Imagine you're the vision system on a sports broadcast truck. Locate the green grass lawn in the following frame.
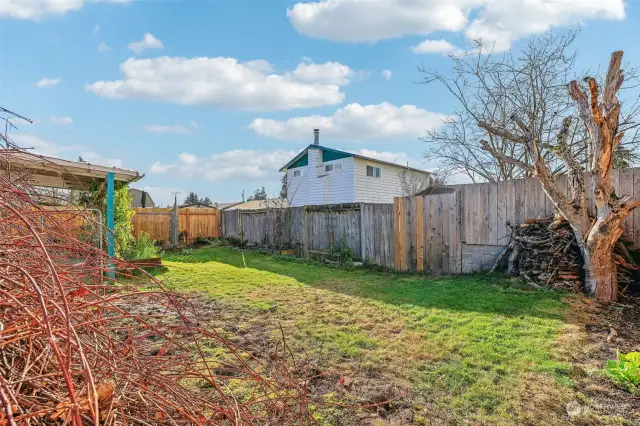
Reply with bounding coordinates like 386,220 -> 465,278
162,245 -> 575,425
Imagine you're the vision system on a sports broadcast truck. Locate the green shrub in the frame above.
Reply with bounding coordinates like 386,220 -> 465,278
605,350 -> 640,394
113,186 -> 135,257
123,233 -> 159,260
327,233 -> 353,266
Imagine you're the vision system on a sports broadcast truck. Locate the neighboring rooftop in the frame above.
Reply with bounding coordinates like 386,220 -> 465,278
8,150 -> 142,190
222,199 -> 287,211
279,144 -> 429,174
130,188 -> 155,208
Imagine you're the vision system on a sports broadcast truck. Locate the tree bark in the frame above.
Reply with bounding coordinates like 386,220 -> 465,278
581,227 -> 621,301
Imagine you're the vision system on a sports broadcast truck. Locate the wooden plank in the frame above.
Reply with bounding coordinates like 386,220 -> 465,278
185,208 -> 191,242
524,177 -> 538,220
496,180 -> 508,245
441,194 -> 450,274
394,198 -> 401,270
433,194 -> 444,274
618,168 -> 634,243
304,208 -> 309,257
513,178 -> 525,225
416,197 -> 424,273
399,198 -> 407,271
360,203 -> 367,262
453,191 -> 462,273
406,197 -> 416,271
487,182 -> 498,245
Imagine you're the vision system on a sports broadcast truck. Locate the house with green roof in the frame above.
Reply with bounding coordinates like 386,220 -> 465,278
279,130 -> 431,206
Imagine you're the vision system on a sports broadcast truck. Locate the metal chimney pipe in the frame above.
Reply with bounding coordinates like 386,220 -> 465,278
313,129 -> 319,145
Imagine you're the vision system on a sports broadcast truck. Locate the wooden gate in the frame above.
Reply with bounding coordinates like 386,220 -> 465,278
394,193 -> 461,274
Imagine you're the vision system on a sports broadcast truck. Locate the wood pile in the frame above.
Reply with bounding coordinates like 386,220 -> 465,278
493,216 -> 639,293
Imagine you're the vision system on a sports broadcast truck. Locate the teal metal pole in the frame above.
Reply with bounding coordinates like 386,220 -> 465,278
106,172 -> 115,280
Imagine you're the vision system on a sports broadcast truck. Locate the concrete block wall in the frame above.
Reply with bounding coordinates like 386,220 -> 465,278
461,244 -> 505,273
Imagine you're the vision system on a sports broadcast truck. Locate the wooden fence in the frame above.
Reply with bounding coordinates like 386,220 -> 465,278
222,204 -> 395,267
394,193 -> 461,274
221,166 -> 639,274
132,207 -> 221,243
458,168 -> 640,249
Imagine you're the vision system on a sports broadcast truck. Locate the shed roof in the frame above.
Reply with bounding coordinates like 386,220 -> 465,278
222,198 -> 287,211
6,150 -> 142,190
279,144 -> 430,174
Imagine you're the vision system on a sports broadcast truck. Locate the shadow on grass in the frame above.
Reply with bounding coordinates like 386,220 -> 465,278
163,246 -> 566,320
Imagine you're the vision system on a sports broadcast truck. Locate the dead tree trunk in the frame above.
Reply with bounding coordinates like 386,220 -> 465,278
480,51 -> 639,301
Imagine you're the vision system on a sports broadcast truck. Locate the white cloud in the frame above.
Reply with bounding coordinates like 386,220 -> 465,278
97,41 -> 110,52
50,116 -> 73,126
287,0 -> 469,43
287,0 -> 625,51
289,61 -> 354,85
8,133 -> 121,167
381,69 -> 392,80
150,162 -> 175,174
465,0 -> 625,52
35,77 -> 61,88
352,149 -> 408,165
249,102 -> 448,143
128,33 -> 164,53
411,39 -> 461,54
149,149 -> 296,183
144,124 -> 190,135
86,57 -> 348,111
0,0 -> 128,20
79,151 -> 122,168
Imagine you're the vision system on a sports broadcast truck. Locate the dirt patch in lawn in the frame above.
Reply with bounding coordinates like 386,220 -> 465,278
557,295 -> 640,425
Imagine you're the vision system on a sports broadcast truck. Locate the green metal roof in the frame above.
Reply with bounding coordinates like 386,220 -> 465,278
279,144 -> 430,175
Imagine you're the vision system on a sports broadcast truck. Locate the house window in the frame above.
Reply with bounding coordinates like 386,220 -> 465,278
293,170 -> 302,177
334,162 -> 343,171
366,165 -> 381,178
325,164 -> 334,172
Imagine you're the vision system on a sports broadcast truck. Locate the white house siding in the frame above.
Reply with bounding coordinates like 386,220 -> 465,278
353,157 -> 424,203
287,147 -> 355,206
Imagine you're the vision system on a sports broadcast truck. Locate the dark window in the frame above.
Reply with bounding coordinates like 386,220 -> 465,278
366,165 -> 381,178
325,164 -> 334,172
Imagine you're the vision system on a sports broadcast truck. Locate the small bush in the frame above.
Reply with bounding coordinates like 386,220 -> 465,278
605,350 -> 640,394
327,233 -> 353,266
123,233 -> 159,260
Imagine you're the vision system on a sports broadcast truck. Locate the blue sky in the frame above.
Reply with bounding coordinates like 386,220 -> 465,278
0,0 -> 637,205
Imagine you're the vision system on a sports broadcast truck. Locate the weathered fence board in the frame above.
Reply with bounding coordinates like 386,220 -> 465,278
132,207 -> 220,243
394,193 -> 460,274
361,203 -> 394,268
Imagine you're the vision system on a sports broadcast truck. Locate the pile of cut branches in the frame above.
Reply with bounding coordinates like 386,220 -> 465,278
494,215 -> 639,293
0,151 -> 317,425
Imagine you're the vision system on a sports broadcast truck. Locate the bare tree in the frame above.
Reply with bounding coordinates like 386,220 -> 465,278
398,167 -> 449,196
421,31 -> 640,183
479,51 -> 639,301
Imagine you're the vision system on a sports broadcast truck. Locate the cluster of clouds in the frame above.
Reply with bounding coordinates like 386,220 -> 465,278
9,133 -> 122,167
249,102 -> 448,142
85,57 -> 357,111
10,0 -> 628,189
288,0 -> 625,53
149,149 -> 298,183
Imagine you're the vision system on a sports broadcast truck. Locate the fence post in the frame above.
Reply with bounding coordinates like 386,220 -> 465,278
185,208 -> 191,244
303,207 -> 309,258
238,209 -> 244,243
359,203 -> 366,263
